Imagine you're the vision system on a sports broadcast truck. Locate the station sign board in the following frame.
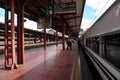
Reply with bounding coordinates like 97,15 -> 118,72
37,17 -> 52,29
49,1 -> 77,15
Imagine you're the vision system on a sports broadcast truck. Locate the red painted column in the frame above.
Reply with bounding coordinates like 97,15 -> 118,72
11,0 -> 18,69
17,0 -> 25,64
4,0 -> 9,68
4,0 -> 17,69
62,23 -> 65,50
44,29 -> 46,50
56,30 -> 58,47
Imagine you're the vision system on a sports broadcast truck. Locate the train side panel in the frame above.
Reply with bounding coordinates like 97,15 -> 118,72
84,1 -> 120,38
81,1 -> 120,80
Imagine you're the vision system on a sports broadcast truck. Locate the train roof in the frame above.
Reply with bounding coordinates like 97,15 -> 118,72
81,0 -> 119,36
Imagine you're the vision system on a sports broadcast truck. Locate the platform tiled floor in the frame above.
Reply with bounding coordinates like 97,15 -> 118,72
0,44 -> 75,80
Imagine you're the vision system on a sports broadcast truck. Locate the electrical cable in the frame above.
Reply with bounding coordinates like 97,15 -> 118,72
89,0 -> 111,26
87,0 -> 102,25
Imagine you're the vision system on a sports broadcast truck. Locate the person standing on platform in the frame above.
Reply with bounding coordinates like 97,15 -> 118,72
66,38 -> 72,50
77,39 -> 81,49
66,39 -> 70,50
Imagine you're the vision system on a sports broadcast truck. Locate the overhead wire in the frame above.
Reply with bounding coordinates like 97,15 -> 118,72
87,0 -> 102,25
89,0 -> 111,26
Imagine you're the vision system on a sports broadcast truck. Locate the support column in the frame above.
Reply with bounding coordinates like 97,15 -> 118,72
17,0 -> 25,64
62,23 -> 65,50
44,29 -> 46,50
56,30 -> 58,47
4,0 -> 17,69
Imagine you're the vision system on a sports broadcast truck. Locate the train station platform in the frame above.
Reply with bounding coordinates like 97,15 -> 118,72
0,43 -> 81,80
0,43 -> 94,80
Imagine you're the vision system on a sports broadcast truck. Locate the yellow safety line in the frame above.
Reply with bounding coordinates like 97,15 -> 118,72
75,51 -> 79,80
70,44 -> 79,80
70,51 -> 76,80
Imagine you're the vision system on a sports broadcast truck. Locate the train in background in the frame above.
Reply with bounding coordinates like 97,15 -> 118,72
0,22 -> 63,51
81,0 -> 120,80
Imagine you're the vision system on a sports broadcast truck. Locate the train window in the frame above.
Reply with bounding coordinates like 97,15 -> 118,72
86,34 -> 120,69
92,37 -> 99,54
86,38 -> 92,49
102,34 -> 120,69
86,37 -> 99,54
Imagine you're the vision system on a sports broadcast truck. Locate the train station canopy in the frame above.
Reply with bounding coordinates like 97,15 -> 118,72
0,0 -> 85,38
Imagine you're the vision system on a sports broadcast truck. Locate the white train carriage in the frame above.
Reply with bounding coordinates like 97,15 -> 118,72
81,0 -> 120,80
